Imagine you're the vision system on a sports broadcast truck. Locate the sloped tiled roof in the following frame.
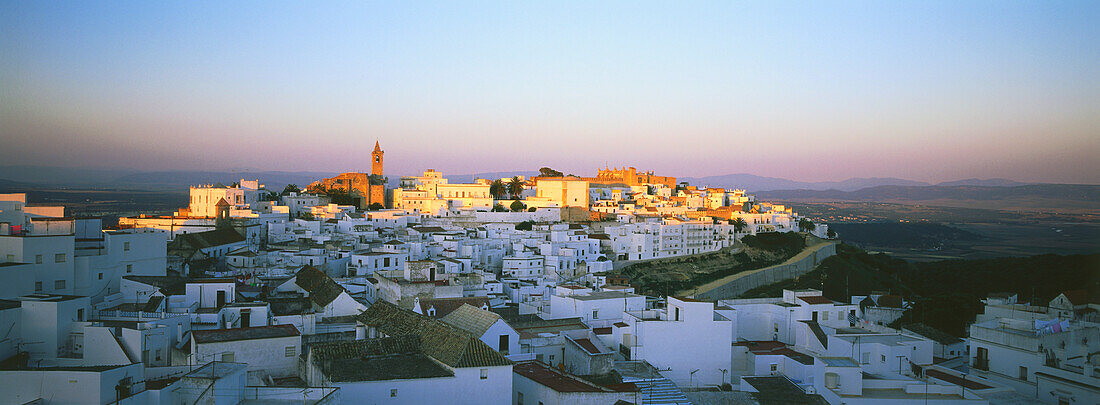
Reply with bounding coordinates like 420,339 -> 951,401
176,228 -> 245,249
357,301 -> 511,369
417,297 -> 489,319
267,297 -> 314,316
309,335 -> 454,382
903,323 -> 963,345
293,266 -> 345,308
440,304 -> 502,337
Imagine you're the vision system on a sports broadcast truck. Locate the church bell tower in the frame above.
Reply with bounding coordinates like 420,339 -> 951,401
371,141 -> 384,176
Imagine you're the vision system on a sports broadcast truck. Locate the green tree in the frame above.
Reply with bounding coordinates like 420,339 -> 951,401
538,167 -> 563,178
508,176 -> 524,199
527,207 -> 537,212
510,199 -> 526,212
798,218 -> 816,233
281,184 -> 300,195
515,220 -> 535,231
325,189 -> 358,206
490,179 -> 506,200
730,217 -> 748,237
298,212 -> 315,220
491,203 -> 508,212
369,202 -> 384,211
826,228 -> 837,239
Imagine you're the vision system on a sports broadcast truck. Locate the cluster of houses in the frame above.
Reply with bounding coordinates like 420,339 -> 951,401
0,146 -> 1093,404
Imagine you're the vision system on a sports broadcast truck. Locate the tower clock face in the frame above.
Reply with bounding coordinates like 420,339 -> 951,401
375,157 -> 380,162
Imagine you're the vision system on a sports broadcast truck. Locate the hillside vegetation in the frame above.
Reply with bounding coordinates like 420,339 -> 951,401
740,244 -> 1100,336
620,232 -> 808,296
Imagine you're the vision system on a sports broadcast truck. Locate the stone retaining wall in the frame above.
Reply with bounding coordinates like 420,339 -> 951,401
695,242 -> 837,301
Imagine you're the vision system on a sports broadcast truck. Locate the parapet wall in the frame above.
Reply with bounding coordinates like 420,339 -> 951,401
696,242 -> 837,301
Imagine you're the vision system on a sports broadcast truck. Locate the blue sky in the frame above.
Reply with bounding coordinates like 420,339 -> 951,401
2,1 -> 1098,183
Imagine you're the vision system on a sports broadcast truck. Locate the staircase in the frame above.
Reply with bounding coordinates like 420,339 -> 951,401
630,378 -> 692,405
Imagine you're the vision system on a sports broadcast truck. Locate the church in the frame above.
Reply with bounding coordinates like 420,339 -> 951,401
307,141 -> 388,209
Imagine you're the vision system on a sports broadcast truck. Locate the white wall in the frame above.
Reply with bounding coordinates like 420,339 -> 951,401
193,335 -> 301,378
329,365 -> 512,405
0,363 -> 143,405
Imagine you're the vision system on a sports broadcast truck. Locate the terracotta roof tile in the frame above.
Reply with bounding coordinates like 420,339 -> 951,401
356,301 -> 511,368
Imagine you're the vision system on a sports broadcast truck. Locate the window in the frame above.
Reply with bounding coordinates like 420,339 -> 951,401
98,273 -> 103,280
285,346 -> 296,357
592,309 -> 599,320
55,253 -> 66,263
881,355 -> 886,363
861,353 -> 870,364
35,254 -> 43,264
480,368 -> 488,379
1019,366 -> 1027,380
823,311 -> 829,321
517,392 -> 524,405
35,282 -> 42,291
124,242 -> 130,251
126,264 -> 133,273
221,352 -> 235,362
77,308 -> 84,321
54,280 -> 65,290
155,349 -> 162,361
5,254 -> 13,262
390,389 -> 397,397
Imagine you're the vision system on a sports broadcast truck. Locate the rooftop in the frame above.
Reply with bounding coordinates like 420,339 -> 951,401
799,295 -> 835,305
192,325 -> 300,344
819,357 -> 859,367
356,301 -> 511,368
513,361 -> 612,393
293,266 -> 346,307
417,296 -> 490,319
440,304 -> 502,337
310,336 -> 453,382
834,334 -> 924,346
903,323 -> 963,345
564,291 -> 643,301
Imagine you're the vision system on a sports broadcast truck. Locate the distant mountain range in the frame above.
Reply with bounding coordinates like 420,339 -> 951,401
0,165 -> 1065,195
756,184 -> 1099,202
680,173 -> 1030,192
755,184 -> 1100,213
